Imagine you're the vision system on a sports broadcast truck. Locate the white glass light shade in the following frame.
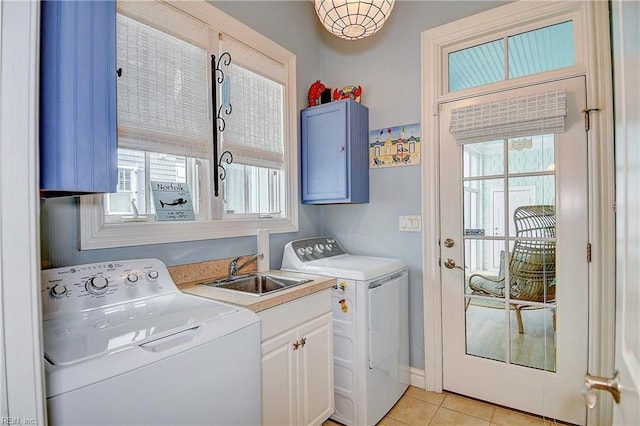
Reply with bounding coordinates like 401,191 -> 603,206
315,0 -> 395,40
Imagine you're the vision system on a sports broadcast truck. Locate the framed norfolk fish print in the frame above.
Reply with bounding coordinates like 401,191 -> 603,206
150,181 -> 195,221
369,123 -> 421,168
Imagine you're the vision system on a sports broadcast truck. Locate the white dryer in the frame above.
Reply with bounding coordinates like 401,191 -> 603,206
41,259 -> 261,426
281,237 -> 409,426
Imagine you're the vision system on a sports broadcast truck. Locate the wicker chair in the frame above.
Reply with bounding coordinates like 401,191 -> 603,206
467,205 -> 556,333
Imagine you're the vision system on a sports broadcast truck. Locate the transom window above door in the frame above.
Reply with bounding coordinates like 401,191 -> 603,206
448,21 -> 575,92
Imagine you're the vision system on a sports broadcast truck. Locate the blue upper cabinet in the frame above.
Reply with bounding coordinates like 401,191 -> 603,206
300,99 -> 369,204
40,0 -> 117,196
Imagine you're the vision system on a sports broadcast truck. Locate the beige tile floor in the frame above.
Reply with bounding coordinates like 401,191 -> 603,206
323,386 -> 573,426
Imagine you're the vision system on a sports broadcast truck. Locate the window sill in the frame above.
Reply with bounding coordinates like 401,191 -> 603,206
80,195 -> 298,250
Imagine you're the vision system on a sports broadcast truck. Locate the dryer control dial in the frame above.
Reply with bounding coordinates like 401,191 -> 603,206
126,274 -> 139,284
86,276 -> 109,295
147,270 -> 159,280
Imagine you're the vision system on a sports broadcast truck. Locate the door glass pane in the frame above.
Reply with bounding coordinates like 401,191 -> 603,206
507,176 -> 555,237
510,306 -> 557,372
509,204 -> 556,305
449,39 -> 504,92
464,178 -> 504,236
466,239 -> 507,293
508,21 -> 575,79
464,140 -> 504,177
465,304 -> 507,363
508,134 -> 555,174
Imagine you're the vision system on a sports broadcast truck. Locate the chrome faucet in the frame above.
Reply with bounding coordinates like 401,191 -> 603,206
228,253 -> 263,279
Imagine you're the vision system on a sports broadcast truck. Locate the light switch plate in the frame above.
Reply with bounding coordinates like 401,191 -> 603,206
399,215 -> 421,232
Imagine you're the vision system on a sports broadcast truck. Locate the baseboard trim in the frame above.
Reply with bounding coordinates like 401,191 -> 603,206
409,367 -> 426,389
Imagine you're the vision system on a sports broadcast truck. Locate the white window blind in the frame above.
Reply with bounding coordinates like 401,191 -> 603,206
449,90 -> 567,144
116,9 -> 211,159
220,35 -> 284,170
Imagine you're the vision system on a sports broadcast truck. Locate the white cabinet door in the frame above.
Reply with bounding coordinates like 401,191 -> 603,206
297,312 -> 334,426
262,328 -> 297,426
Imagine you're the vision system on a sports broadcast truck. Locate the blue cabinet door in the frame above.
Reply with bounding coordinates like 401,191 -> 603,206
300,99 -> 369,204
40,0 -> 117,196
301,102 -> 349,202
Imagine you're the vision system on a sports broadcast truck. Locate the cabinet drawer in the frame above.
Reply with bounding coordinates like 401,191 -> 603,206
259,290 -> 331,341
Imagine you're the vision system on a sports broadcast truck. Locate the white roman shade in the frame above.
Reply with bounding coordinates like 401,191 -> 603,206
220,35 -> 285,170
449,90 -> 567,144
116,4 -> 212,159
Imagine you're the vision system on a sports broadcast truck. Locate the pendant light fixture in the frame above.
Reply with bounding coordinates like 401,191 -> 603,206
315,0 -> 395,40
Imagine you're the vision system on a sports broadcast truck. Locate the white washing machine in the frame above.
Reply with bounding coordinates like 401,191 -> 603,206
281,237 -> 410,426
41,258 -> 261,426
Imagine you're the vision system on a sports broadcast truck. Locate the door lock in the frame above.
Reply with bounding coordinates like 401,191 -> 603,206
443,238 -> 455,248
443,258 -> 465,271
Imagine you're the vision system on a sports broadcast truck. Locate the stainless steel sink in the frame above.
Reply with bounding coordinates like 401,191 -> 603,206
202,273 -> 311,296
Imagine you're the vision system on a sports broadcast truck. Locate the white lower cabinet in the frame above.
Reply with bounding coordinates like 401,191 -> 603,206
259,289 -> 334,426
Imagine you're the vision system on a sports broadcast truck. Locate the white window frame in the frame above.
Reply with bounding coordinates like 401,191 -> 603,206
80,1 -> 298,249
106,166 -> 137,215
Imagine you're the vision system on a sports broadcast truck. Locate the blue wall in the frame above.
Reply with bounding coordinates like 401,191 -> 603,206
40,0 -> 509,372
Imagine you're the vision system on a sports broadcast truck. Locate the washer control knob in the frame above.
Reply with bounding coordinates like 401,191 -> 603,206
296,248 -> 306,257
304,246 -> 313,255
86,276 -> 109,295
147,270 -> 159,280
314,243 -> 325,253
126,274 -> 139,284
50,284 -> 67,298
326,243 -> 333,251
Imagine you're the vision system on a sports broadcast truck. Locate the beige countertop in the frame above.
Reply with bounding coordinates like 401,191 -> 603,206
179,270 -> 336,312
168,255 -> 336,312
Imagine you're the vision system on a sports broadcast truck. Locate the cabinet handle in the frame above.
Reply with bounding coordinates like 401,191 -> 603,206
116,67 -> 122,77
339,146 -> 345,152
293,338 -> 307,350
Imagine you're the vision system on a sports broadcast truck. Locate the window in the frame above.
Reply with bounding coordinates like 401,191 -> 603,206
448,21 -> 575,92
107,167 -> 136,214
80,1 -> 298,249
220,36 -> 286,218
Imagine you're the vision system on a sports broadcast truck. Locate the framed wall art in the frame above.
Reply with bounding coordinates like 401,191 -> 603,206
369,123 -> 421,168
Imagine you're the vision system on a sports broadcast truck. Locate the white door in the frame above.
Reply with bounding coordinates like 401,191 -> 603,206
612,0 -> 640,423
440,77 -> 589,425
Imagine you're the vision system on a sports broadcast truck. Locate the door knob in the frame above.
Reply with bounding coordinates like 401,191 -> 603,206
444,258 -> 465,271
582,370 -> 621,407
